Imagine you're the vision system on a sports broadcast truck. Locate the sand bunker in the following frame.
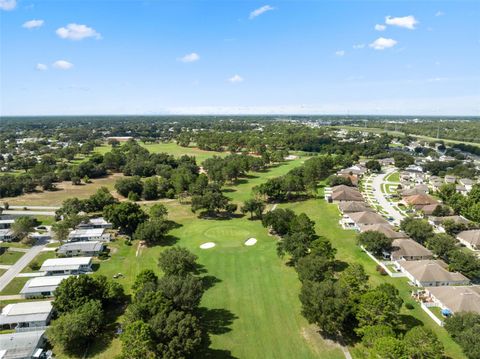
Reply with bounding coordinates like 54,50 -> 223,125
200,242 -> 216,249
245,238 -> 257,246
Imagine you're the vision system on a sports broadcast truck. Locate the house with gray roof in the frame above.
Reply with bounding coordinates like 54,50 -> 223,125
20,275 -> 71,299
425,286 -> 480,315
0,330 -> 46,359
0,301 -> 52,331
57,241 -> 105,257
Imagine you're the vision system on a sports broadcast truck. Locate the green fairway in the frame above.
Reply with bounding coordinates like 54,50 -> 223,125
95,141 -> 226,163
385,171 -> 400,183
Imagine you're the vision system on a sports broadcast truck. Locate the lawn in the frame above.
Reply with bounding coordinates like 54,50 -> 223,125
21,250 -> 57,273
0,277 -> 29,295
95,141 -> 226,164
0,249 -> 25,265
385,171 -> 400,183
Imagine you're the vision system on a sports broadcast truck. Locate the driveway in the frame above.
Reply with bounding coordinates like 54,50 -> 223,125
0,240 -> 47,292
369,168 -> 405,225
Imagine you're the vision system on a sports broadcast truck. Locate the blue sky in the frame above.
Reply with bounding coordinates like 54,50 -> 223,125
1,0 -> 479,116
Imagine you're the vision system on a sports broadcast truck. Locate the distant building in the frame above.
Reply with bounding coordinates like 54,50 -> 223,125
77,217 -> 113,230
0,229 -> 16,242
428,216 -> 471,233
40,257 -> 93,275
20,275 -> 71,298
359,223 -> 408,239
57,241 -> 105,257
68,228 -> 110,242
338,201 -> 373,214
0,301 -> 53,331
0,219 -> 14,229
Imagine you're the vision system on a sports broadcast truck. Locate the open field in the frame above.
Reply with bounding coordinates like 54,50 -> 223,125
1,173 -> 124,207
385,171 -> 400,183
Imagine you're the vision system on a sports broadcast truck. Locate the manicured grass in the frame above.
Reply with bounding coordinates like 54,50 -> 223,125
91,159 -> 344,359
95,142 -> 226,164
385,171 -> 400,183
282,198 -> 465,358
21,250 -> 57,273
0,277 -> 29,295
0,249 -> 25,265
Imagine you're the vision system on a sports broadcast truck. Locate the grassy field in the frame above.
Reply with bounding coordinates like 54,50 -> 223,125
87,157 -> 344,359
0,249 -> 25,265
95,142 -> 226,164
385,171 -> 400,183
0,277 -> 29,295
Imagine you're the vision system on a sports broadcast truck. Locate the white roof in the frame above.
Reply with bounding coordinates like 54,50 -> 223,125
89,217 -> 110,225
2,301 -> 52,316
0,219 -> 14,224
40,257 -> 92,271
22,275 -> 71,289
68,228 -> 104,238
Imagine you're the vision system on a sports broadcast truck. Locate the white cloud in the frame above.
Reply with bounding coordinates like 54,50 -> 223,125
353,44 -> 365,49
435,11 -> 444,17
36,63 -> 47,71
56,23 -> 101,40
369,37 -> 397,50
0,0 -> 16,11
375,24 -> 386,31
179,52 -> 200,63
249,5 -> 274,19
385,15 -> 418,30
335,50 -> 345,57
228,74 -> 244,83
22,19 -> 44,29
52,60 -> 74,70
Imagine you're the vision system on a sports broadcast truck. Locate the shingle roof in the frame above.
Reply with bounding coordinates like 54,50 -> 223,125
404,194 -> 439,206
390,238 -> 433,260
427,286 -> 480,314
457,230 -> 480,246
399,260 -> 469,283
338,201 -> 373,213
359,224 -> 408,239
348,211 -> 389,225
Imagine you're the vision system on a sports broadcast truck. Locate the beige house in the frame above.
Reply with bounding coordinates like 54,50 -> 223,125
358,223 -> 408,239
425,286 -> 480,315
395,260 -> 470,287
338,201 -> 373,214
457,230 -> 480,251
341,211 -> 388,230
389,238 -> 433,261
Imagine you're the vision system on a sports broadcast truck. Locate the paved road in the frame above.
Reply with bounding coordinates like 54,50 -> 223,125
3,205 -> 60,210
2,210 -> 56,217
0,240 -> 47,292
370,168 -> 405,225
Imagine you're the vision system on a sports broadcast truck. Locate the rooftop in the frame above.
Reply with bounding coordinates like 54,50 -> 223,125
427,286 -> 480,314
457,230 -> 480,246
398,260 -> 469,283
40,257 -> 92,272
348,211 -> 388,225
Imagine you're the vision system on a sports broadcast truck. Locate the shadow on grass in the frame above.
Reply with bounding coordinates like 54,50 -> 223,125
398,313 -> 424,333
202,275 -> 222,290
